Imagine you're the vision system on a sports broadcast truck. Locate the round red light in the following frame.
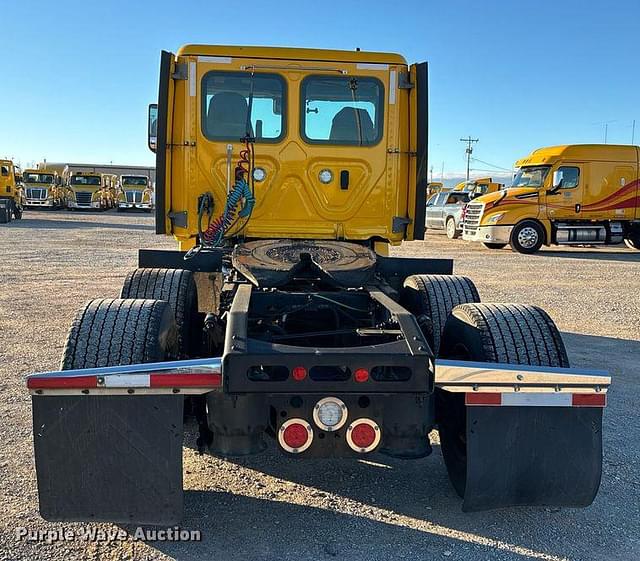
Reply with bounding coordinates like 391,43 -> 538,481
351,423 -> 377,449
292,366 -> 307,381
354,368 -> 369,383
282,422 -> 309,449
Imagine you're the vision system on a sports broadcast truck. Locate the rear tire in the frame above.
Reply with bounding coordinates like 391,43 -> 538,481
483,242 -> 507,250
121,268 -> 199,358
437,303 -> 569,497
61,298 -> 178,370
446,218 -> 459,239
400,275 -> 480,356
510,220 -> 544,254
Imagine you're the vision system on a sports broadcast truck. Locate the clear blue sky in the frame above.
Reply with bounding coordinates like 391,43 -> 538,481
2,0 -> 638,183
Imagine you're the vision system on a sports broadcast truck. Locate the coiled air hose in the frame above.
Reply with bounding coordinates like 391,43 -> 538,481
196,138 -> 256,249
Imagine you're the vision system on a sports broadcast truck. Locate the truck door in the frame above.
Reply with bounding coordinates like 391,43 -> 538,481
407,62 -> 428,240
154,51 -> 174,234
544,164 -> 583,221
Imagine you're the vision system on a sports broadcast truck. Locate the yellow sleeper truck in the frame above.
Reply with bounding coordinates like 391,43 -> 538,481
27,45 -> 610,524
463,144 -> 640,252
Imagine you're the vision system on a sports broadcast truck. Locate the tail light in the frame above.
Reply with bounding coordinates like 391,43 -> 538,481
346,418 -> 381,453
278,418 -> 313,453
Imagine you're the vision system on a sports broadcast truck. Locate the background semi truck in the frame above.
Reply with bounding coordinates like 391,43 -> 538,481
23,169 -> 65,209
0,159 -> 24,222
463,144 -> 640,253
28,45 -> 609,525
117,174 -> 154,211
64,170 -> 108,210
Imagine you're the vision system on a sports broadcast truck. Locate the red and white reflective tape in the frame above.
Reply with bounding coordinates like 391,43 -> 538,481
465,392 -> 606,408
27,358 -> 222,395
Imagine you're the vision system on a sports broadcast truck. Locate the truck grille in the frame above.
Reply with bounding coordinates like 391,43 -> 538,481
27,188 -> 47,200
463,202 -> 484,236
125,191 -> 143,203
75,191 -> 93,206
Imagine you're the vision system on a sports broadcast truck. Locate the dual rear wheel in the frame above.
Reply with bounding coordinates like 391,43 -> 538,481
401,274 -> 569,498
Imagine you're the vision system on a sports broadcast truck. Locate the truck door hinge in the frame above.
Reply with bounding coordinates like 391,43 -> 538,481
392,216 -> 412,233
398,72 -> 414,89
171,63 -> 188,80
168,211 -> 188,228
387,148 -> 417,156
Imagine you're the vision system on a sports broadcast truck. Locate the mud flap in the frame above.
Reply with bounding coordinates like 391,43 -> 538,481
439,389 -> 603,511
32,395 -> 184,525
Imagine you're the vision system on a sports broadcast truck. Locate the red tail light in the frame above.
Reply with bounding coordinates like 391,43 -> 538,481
354,368 -> 369,383
346,418 -> 381,453
278,418 -> 313,453
292,366 -> 307,381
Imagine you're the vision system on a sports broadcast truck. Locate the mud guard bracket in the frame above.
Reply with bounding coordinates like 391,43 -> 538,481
32,395 -> 184,525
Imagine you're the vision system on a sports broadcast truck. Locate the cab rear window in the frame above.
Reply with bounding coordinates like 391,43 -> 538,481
201,72 -> 286,142
301,76 -> 384,146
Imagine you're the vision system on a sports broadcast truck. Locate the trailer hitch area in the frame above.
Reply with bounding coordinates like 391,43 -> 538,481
26,358 -> 222,525
434,359 -> 610,511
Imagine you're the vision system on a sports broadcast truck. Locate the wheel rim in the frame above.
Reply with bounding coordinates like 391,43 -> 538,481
447,220 -> 455,237
517,226 -> 539,249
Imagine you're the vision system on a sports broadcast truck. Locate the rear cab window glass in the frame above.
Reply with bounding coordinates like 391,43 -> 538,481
201,72 -> 286,142
301,75 -> 384,145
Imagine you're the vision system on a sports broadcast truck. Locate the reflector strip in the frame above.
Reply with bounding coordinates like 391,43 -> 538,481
466,392 -> 606,408
572,393 -> 607,407
149,373 -> 222,388
27,358 -> 223,394
104,374 -> 150,388
465,393 -> 501,406
27,375 -> 98,390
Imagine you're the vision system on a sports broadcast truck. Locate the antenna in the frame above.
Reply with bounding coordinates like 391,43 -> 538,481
460,136 -> 479,182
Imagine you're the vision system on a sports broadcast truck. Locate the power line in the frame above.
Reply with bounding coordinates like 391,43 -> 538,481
459,136 -> 479,181
470,157 -> 512,172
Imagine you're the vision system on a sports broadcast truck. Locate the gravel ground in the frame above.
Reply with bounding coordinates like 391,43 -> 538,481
0,211 -> 638,561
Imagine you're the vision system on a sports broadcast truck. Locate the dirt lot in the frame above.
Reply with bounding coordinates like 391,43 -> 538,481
1,211 -> 638,561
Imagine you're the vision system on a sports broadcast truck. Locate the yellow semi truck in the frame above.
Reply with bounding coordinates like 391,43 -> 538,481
463,144 -> 640,252
23,169 -> 65,209
0,159 -> 24,222
64,170 -> 108,210
117,174 -> 154,211
453,176 -> 504,196
28,45 -> 609,524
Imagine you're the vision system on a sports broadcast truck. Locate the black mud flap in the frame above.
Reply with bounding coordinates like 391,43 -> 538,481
33,395 -> 184,525
438,392 -> 603,511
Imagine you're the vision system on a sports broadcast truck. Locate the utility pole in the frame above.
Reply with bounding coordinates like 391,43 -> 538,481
460,136 -> 479,182
429,165 -> 434,183
604,124 -> 608,144
632,120 -> 636,145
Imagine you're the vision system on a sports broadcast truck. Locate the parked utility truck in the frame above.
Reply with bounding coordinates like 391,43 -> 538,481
117,174 -> 154,211
463,144 -> 640,252
28,45 -> 610,525
23,169 -> 64,208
